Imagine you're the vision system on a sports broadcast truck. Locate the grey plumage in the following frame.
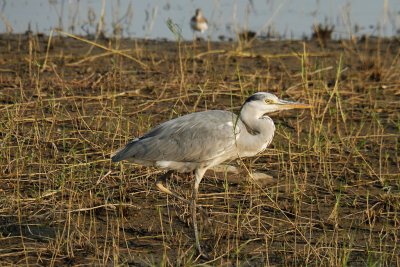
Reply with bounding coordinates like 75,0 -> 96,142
112,92 -> 311,256
112,111 -> 239,169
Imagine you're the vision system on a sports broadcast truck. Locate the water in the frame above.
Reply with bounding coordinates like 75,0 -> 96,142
1,0 -> 399,40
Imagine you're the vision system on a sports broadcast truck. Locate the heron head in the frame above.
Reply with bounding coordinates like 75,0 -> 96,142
243,92 -> 311,117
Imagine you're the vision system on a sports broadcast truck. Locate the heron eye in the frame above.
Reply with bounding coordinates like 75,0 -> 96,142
264,99 -> 274,104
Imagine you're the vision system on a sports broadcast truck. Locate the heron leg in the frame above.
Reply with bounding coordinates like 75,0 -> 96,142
192,168 -> 207,256
156,168 -> 210,257
155,170 -> 191,204
156,171 -> 209,216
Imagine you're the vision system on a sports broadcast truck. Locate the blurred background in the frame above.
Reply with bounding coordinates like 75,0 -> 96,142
0,0 -> 399,40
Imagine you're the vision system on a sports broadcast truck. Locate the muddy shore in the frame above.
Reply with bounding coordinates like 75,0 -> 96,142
0,33 -> 399,265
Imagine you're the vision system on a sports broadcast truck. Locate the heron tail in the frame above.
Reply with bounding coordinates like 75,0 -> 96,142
111,139 -> 138,162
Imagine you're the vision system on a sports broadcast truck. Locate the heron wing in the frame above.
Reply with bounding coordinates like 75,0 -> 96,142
112,110 -> 241,163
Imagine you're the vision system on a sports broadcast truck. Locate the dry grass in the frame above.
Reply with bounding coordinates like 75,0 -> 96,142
0,33 -> 399,266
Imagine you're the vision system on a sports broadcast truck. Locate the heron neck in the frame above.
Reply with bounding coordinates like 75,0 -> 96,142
239,107 -> 275,152
241,112 -> 274,135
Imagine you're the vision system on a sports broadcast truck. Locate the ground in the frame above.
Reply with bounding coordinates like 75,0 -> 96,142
0,33 -> 399,266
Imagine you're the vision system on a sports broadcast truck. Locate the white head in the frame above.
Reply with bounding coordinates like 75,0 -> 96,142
240,92 -> 311,119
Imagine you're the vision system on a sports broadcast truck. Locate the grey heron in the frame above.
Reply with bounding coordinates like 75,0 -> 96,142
112,92 -> 311,256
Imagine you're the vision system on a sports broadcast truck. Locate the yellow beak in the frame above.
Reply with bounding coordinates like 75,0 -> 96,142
278,100 -> 312,110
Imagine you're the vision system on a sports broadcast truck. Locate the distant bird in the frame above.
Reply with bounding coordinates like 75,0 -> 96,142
190,8 -> 208,38
112,92 -> 311,256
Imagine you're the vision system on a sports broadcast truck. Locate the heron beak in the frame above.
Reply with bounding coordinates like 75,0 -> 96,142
277,99 -> 312,110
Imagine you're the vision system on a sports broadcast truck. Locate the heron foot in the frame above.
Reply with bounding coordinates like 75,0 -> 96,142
156,171 -> 190,203
155,171 -> 209,216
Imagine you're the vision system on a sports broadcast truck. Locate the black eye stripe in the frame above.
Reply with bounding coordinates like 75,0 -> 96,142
244,94 -> 265,103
